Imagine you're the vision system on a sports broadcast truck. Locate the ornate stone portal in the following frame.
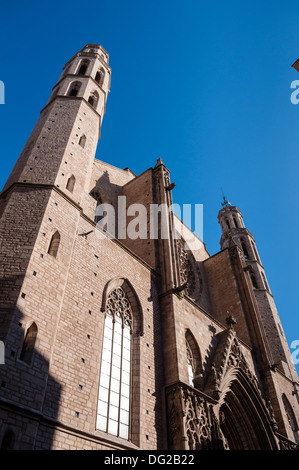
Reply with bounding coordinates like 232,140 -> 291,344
166,324 -> 283,450
166,384 -> 213,450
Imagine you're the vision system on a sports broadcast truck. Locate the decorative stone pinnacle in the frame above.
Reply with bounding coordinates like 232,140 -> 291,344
155,157 -> 164,168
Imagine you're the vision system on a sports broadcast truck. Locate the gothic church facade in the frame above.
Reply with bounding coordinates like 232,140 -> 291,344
0,44 -> 298,450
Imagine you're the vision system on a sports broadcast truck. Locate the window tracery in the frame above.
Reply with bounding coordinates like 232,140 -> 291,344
176,238 -> 201,299
96,287 -> 132,440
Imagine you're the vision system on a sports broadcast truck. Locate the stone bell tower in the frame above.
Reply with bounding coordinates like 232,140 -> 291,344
218,195 -> 299,411
1,44 -> 111,209
218,194 -> 269,293
0,45 -> 112,445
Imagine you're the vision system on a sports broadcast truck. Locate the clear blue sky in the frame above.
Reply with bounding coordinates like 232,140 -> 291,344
0,0 -> 298,373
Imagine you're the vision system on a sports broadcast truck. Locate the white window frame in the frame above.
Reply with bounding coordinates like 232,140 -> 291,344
96,288 -> 132,440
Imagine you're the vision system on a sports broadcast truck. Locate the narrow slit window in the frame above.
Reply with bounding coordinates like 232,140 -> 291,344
20,322 -> 38,364
48,231 -> 60,258
66,175 -> 76,193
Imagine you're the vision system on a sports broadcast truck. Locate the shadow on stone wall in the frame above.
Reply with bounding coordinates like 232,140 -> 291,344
150,272 -> 164,450
0,306 -> 61,450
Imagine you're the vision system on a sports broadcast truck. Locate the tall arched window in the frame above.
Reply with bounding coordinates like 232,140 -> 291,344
67,81 -> 81,97
250,270 -> 258,289
66,175 -> 76,193
79,134 -> 86,148
186,339 -> 195,387
20,322 -> 38,364
240,238 -> 249,260
225,218 -> 230,229
233,216 -> 238,228
77,59 -> 89,75
282,394 -> 298,442
48,231 -> 60,258
95,68 -> 105,86
185,330 -> 202,389
88,90 -> 99,109
97,287 -> 132,440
